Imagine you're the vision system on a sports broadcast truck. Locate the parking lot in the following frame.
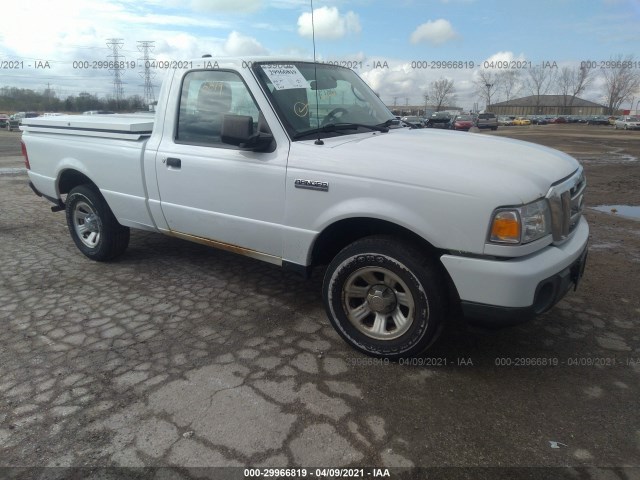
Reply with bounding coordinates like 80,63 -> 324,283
1,125 -> 639,478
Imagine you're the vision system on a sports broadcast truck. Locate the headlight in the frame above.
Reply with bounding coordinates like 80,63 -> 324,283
489,198 -> 551,245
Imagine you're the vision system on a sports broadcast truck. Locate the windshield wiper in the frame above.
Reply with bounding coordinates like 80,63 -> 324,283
376,118 -> 397,129
292,122 -> 390,140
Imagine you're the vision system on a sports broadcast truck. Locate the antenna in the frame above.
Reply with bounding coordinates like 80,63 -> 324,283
310,0 -> 323,145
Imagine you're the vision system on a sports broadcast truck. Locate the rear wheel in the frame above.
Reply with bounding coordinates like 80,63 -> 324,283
323,236 -> 446,359
66,185 -> 130,261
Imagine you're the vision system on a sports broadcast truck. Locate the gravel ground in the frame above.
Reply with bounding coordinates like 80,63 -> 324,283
0,125 -> 639,479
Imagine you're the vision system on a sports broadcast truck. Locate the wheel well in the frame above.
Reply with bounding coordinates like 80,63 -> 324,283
58,170 -> 97,195
311,218 -> 460,314
311,218 -> 441,267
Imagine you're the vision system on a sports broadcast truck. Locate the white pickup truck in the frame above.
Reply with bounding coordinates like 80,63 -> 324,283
22,57 -> 588,358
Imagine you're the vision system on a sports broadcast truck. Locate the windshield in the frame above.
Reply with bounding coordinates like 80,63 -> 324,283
252,61 -> 394,139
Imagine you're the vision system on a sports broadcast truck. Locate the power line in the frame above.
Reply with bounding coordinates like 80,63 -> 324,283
106,38 -> 125,106
137,41 -> 156,105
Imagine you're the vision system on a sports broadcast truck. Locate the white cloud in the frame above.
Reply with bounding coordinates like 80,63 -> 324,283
110,12 -> 230,29
223,31 -> 268,55
410,19 -> 458,45
297,6 -> 361,40
269,0 -> 308,7
356,57 -> 483,110
482,51 -> 526,66
153,30 -> 268,59
189,0 -> 262,13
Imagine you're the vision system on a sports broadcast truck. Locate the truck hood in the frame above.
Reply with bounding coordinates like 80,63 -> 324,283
295,128 -> 580,204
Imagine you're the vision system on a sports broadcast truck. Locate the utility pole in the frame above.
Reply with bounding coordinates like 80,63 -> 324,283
106,38 -> 125,108
137,41 -> 156,107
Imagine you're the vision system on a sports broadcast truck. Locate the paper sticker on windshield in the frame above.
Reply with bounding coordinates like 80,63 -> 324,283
261,64 -> 308,90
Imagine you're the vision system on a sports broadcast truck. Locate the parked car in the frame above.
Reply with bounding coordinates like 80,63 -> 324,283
530,116 -> 548,125
498,116 -> 513,126
614,116 -> 640,130
83,110 -> 116,115
549,116 -> 567,124
6,112 -> 38,131
450,115 -> 474,131
586,116 -> 610,126
513,117 -> 531,126
0,114 -> 9,128
22,57 -> 589,359
475,112 -> 498,130
424,112 -> 452,129
400,116 -> 425,128
607,116 -> 618,125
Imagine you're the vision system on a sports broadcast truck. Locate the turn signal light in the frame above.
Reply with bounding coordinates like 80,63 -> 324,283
490,211 -> 520,243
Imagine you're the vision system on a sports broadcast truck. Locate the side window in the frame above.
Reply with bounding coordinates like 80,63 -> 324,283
176,70 -> 261,147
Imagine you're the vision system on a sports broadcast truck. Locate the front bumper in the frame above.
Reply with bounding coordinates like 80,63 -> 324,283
440,216 -> 589,326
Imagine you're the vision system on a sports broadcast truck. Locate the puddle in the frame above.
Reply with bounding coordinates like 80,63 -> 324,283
577,147 -> 638,164
590,205 -> 640,220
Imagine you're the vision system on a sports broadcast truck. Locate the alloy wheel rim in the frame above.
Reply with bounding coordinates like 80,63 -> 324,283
342,266 -> 416,340
73,200 -> 101,248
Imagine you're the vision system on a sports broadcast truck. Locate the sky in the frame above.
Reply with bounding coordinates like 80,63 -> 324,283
1,0 -> 640,110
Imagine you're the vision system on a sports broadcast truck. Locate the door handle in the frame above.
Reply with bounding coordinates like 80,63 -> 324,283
166,157 -> 181,168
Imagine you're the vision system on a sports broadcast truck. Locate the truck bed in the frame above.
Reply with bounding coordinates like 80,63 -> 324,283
22,114 -> 154,140
22,114 -> 156,231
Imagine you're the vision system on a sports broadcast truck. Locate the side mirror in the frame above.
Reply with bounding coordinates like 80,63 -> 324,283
221,114 -> 274,151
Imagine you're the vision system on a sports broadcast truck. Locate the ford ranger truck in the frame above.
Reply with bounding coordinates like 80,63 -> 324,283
21,57 -> 589,359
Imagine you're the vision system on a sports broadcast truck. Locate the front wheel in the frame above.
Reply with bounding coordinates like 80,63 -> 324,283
322,236 -> 446,359
66,185 -> 130,261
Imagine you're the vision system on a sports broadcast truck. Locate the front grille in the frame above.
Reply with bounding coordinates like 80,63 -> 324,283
547,170 -> 586,243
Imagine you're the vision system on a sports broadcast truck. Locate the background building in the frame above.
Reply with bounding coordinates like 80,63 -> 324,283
489,95 -> 607,116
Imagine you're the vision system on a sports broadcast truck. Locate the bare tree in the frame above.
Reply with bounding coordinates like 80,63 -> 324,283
428,77 -> 456,112
556,65 -> 593,115
499,70 -> 522,103
525,66 -> 557,114
474,70 -> 501,110
601,55 -> 640,114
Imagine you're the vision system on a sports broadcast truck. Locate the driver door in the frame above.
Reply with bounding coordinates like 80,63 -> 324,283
154,69 -> 287,261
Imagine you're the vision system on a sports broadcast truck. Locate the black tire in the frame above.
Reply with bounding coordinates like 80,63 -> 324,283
322,236 -> 446,359
65,184 -> 130,261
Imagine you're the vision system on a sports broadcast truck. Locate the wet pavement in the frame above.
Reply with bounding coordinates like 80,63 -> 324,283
1,128 -> 639,479
591,205 -> 640,221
